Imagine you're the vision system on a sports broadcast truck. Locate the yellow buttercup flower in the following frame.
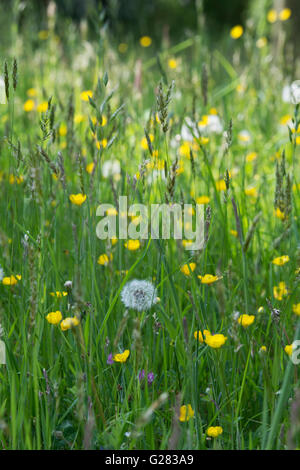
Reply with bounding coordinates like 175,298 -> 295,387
96,138 -> 107,149
274,207 -> 285,220
292,304 -> 300,316
113,349 -> 130,363
179,404 -> 194,422
216,180 -> 226,191
196,196 -> 210,205
238,314 -> 255,328
139,36 -> 152,47
2,275 -> 21,286
284,344 -> 293,357
245,187 -> 258,198
279,8 -> 291,21
23,99 -> 35,112
194,330 -> 210,343
205,333 -> 227,349
86,162 -> 95,174
168,58 -> 177,69
272,255 -> 289,266
125,239 -> 141,251
273,281 -> 288,300
260,346 -> 267,353
267,9 -> 277,23
230,25 -> 243,39
141,134 -> 154,150
59,123 -> 67,137
97,253 -> 112,266
50,291 -> 68,298
230,229 -> 238,238
280,114 -> 291,126
60,316 -> 80,331
37,101 -> 48,113
27,88 -> 37,97
198,274 -> 222,284
80,90 -> 93,101
180,263 -> 196,276
207,426 -> 223,438
246,152 -> 258,162
69,194 -> 87,206
46,311 -> 62,325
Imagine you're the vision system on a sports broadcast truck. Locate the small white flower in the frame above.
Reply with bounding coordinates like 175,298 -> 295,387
0,266 -> 4,282
102,159 -> 121,178
121,279 -> 158,312
282,81 -> 300,104
181,117 -> 197,142
64,280 -> 72,289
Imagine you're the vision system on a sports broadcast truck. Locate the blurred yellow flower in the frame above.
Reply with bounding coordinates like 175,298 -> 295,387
2,275 -> 21,286
59,123 -> 67,136
273,281 -> 288,300
60,317 -> 80,331
292,304 -> 300,316
245,187 -> 258,198
179,404 -> 194,422
46,311 -> 62,325
279,8 -> 291,21
216,180 -> 226,191
246,152 -> 257,162
285,344 -> 293,357
37,101 -> 48,113
139,36 -> 152,47
267,9 -> 277,23
27,88 -> 37,97
125,239 -> 141,251
69,194 -> 86,206
168,58 -> 177,69
272,255 -> 289,266
180,263 -> 196,276
50,291 -> 68,298
196,196 -> 210,204
97,253 -> 112,266
86,162 -> 95,174
80,90 -> 93,101
230,25 -> 244,39
24,99 -> 35,112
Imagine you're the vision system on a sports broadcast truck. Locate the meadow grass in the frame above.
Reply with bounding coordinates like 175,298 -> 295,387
0,1 -> 300,450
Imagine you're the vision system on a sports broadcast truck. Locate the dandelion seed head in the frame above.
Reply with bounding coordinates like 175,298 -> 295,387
121,279 -> 158,312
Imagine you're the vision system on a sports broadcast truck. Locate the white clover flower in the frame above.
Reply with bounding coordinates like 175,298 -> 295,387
102,159 -> 121,178
198,114 -> 223,135
282,81 -> 300,104
181,117 -> 197,141
121,279 -> 158,312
